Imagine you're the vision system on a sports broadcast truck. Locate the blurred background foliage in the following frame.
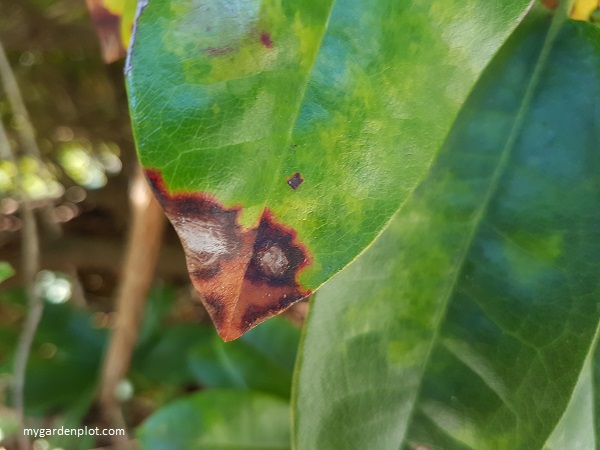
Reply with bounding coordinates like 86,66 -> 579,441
0,1 -> 303,449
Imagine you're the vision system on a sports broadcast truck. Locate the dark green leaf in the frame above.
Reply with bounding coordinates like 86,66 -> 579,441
189,317 -> 299,398
137,390 -> 290,450
133,323 -> 213,386
294,7 -> 600,449
24,303 -> 107,415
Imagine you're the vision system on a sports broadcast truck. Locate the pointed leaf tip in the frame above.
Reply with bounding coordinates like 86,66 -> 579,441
145,169 -> 312,341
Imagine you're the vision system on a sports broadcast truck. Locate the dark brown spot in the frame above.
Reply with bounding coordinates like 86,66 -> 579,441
260,32 -> 273,48
287,172 -> 304,190
192,265 -> 221,281
241,292 -> 301,329
204,295 -> 226,329
246,212 -> 307,286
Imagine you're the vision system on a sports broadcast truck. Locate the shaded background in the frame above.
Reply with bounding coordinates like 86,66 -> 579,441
0,1 -> 304,449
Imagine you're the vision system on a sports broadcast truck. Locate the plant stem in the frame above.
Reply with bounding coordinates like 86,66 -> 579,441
99,166 -> 165,449
0,118 -> 41,450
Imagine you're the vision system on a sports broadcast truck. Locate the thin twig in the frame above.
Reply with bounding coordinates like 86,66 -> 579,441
99,166 -> 165,449
0,38 -> 60,237
0,40 -> 41,159
1,118 -> 41,450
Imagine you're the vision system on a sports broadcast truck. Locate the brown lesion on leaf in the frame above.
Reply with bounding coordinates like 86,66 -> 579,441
145,169 -> 312,341
260,31 -> 273,49
287,172 -> 304,190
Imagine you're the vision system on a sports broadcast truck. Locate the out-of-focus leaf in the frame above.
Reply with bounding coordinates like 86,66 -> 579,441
137,390 -> 290,450
294,6 -> 600,450
127,0 -> 531,341
136,283 -> 177,346
133,323 -> 213,386
189,316 -> 299,398
86,0 -> 137,63
23,303 -> 107,415
0,262 -> 14,284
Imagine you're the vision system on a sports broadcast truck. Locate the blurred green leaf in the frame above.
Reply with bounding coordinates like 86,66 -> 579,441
133,323 -> 213,386
137,390 -> 290,450
136,283 -> 178,347
189,317 -> 300,398
294,7 -> 600,450
0,262 -> 14,283
23,303 -> 107,415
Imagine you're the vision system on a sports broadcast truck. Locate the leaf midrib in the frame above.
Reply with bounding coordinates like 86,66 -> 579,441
398,6 -> 569,449
227,0 -> 339,328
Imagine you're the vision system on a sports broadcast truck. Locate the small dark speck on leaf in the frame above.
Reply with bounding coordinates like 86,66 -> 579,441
287,173 -> 304,190
260,32 -> 273,48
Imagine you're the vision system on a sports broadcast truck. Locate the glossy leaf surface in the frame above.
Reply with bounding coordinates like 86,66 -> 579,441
544,357 -> 595,450
294,8 -> 600,449
127,0 -> 530,340
137,390 -> 290,450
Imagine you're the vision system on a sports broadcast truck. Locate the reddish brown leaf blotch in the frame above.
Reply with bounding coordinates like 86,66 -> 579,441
260,31 -> 274,48
145,169 -> 312,340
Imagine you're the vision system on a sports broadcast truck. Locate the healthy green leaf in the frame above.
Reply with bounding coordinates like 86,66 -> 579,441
293,7 -> 600,450
137,390 -> 290,450
189,316 -> 300,398
127,0 -> 530,340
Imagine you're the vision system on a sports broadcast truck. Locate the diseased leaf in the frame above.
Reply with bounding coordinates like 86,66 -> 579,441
293,6 -> 600,449
127,0 -> 530,340
137,390 -> 290,450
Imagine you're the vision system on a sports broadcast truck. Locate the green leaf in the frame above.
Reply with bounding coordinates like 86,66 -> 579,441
189,316 -> 300,398
543,358 -> 595,450
293,7 -> 600,450
133,323 -> 213,386
23,303 -> 107,415
137,390 -> 290,450
0,262 -> 14,284
127,0 -> 530,340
